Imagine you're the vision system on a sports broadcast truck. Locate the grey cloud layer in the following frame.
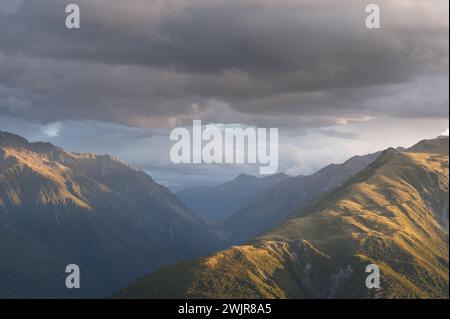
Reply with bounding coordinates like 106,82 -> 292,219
0,0 -> 448,128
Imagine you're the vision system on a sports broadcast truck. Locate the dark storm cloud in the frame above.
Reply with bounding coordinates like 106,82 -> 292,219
0,0 -> 448,128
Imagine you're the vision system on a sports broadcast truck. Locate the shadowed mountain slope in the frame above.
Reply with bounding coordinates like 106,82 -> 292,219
176,173 -> 290,221
0,131 -> 220,298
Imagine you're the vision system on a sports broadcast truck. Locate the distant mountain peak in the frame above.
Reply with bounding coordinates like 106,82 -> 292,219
177,172 -> 291,221
234,173 -> 257,181
0,130 -> 29,148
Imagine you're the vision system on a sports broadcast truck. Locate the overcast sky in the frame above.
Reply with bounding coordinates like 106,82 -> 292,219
0,0 -> 448,188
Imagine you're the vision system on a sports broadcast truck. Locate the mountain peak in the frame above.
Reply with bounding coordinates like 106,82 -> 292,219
0,130 -> 65,155
234,173 -> 258,181
407,136 -> 449,155
0,130 -> 29,148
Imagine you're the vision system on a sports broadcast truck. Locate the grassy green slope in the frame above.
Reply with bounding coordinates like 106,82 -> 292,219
114,137 -> 449,299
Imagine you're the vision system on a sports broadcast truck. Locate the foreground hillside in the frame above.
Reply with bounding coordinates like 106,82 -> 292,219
0,131 -> 219,298
115,137 -> 449,299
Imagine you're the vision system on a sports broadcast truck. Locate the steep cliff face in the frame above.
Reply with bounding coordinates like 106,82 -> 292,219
115,137 -> 449,299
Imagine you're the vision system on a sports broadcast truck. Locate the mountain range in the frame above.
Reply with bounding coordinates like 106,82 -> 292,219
216,151 -> 382,244
176,173 -> 290,221
1,130 -> 448,299
0,131 -> 220,298
114,137 -> 449,299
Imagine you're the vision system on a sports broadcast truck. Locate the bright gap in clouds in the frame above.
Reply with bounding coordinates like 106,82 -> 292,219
1,113 -> 448,190
41,122 -> 62,137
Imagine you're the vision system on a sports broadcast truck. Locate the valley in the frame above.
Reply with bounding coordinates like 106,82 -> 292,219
1,130 -> 448,299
